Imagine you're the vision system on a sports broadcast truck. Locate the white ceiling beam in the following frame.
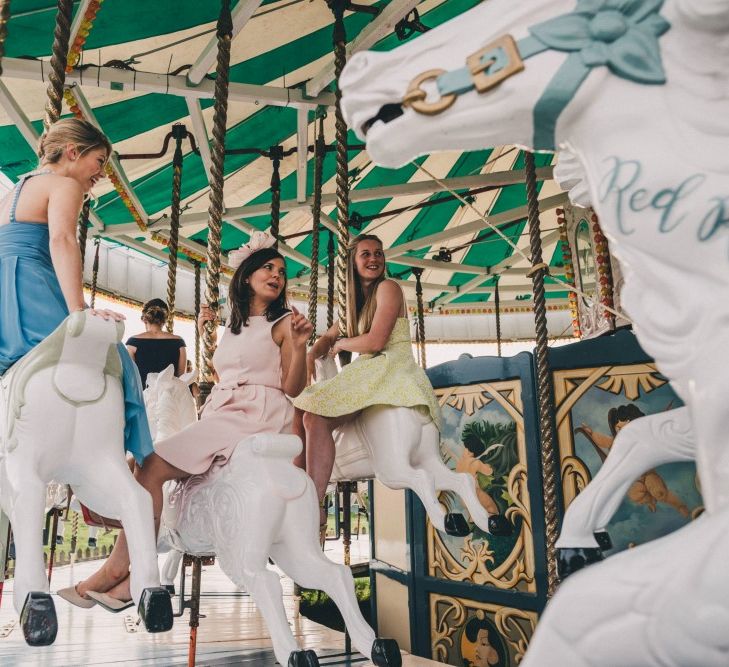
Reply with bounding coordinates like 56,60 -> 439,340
0,80 -> 107,230
296,107 -> 309,203
117,213 -> 314,269
117,235 -> 230,286
1,57 -> 335,109
68,85 -> 149,224
185,99 -> 212,181
385,192 -> 568,258
158,167 -> 555,230
306,0 -> 421,97
151,230 -> 236,272
432,230 -> 561,306
187,0 -> 264,86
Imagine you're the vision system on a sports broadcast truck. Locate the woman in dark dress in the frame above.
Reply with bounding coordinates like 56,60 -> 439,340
126,298 -> 186,387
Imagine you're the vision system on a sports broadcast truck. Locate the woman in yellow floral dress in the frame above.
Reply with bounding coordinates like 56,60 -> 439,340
293,234 -> 441,522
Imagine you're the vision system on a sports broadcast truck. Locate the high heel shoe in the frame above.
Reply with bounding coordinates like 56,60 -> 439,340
57,585 -> 96,610
86,591 -> 134,613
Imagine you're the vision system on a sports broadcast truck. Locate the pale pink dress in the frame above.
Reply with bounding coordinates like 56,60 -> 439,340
155,313 -> 293,475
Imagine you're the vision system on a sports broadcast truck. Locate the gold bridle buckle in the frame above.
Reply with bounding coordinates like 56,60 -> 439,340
466,34 -> 524,94
402,69 -> 456,116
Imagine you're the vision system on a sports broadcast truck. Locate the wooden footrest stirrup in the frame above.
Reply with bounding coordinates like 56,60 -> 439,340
183,554 -> 215,567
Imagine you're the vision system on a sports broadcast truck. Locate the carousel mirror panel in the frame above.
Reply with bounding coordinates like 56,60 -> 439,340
549,330 -> 703,555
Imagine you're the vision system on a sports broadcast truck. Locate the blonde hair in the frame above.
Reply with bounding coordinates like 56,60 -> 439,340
345,234 -> 387,337
37,118 -> 112,166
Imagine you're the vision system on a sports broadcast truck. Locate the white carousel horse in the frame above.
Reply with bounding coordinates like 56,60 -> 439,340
157,433 -> 400,667
340,1 -> 729,665
0,311 -> 172,645
317,357 -> 510,537
140,364 -> 198,590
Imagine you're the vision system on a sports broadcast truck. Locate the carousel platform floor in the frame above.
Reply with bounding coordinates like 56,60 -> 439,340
0,537 -> 437,666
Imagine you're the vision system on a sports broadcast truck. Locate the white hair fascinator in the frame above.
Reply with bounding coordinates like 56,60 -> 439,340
228,231 -> 277,269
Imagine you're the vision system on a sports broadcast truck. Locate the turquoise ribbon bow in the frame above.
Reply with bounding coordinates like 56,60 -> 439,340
436,0 -> 671,150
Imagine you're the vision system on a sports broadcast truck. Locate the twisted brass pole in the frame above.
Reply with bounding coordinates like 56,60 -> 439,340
166,126 -> 186,333
43,0 -> 73,130
413,268 -> 427,368
89,238 -> 100,309
0,0 -> 10,76
327,230 -> 335,329
194,261 -> 201,376
330,0 -> 349,340
494,276 -> 502,357
309,116 -> 325,345
78,199 -> 90,272
200,0 -> 233,404
525,151 -> 559,597
269,147 -> 282,246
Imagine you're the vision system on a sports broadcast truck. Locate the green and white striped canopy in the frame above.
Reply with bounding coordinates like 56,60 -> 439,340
0,0 -> 575,340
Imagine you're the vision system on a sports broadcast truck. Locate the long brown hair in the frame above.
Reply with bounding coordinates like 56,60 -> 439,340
345,234 -> 387,337
228,247 -> 289,334
38,118 -> 112,166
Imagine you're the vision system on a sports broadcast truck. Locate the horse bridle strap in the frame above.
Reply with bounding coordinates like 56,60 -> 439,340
402,0 -> 671,150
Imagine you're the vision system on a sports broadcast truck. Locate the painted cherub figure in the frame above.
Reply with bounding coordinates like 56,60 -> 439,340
579,404 -> 690,517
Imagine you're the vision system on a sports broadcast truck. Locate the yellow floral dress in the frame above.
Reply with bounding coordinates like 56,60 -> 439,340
293,317 -> 442,430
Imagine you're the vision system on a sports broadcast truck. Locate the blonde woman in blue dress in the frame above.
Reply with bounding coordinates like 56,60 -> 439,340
294,234 -> 441,525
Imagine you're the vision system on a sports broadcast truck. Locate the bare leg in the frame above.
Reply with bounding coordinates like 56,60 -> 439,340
291,407 -> 307,470
77,453 -> 187,599
302,411 -> 355,506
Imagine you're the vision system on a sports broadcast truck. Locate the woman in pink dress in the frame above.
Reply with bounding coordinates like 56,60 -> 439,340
71,232 -> 313,610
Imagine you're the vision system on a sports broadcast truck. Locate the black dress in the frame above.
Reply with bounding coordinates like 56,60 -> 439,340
126,336 -> 186,388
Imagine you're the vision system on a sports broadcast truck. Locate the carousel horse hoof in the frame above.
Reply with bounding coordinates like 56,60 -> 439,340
164,584 -> 176,596
488,514 -> 512,536
594,530 -> 612,551
287,648 -> 320,667
557,547 -> 604,580
137,587 -> 173,633
20,592 -> 58,647
444,513 -> 470,536
371,638 -> 402,667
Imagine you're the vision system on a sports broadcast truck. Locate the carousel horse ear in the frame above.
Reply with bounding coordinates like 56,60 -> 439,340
159,364 -> 175,382
66,310 -> 87,338
179,369 -> 197,385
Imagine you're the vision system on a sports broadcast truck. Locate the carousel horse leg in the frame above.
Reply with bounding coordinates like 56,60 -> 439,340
556,407 -> 695,578
216,494 -> 299,667
161,549 -> 183,595
270,483 -> 401,667
72,454 -> 172,633
3,467 -> 57,646
359,407 -> 447,533
412,421 -> 511,537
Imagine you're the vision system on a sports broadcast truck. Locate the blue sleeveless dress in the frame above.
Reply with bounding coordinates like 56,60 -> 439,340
0,173 -> 154,465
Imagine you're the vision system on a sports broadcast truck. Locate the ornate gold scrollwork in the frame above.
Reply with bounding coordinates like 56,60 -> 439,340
430,594 -> 538,664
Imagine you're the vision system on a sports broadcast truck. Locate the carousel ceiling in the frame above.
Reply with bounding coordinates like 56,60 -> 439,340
0,0 -> 576,339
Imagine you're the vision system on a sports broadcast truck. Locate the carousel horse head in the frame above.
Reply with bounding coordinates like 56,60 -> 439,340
143,364 -> 198,442
341,0 -> 728,169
